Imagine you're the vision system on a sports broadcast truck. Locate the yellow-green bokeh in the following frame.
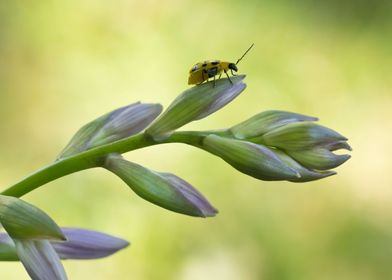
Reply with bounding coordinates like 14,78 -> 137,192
1,0 -> 392,279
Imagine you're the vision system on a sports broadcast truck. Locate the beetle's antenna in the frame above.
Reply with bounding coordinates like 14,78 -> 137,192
235,43 -> 254,65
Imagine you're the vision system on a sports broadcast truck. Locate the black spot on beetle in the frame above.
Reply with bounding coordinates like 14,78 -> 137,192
211,61 -> 219,65
202,63 -> 207,67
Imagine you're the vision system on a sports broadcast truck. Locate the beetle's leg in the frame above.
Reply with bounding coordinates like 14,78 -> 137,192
225,70 -> 233,84
213,75 -> 216,87
199,71 -> 205,85
231,69 -> 237,76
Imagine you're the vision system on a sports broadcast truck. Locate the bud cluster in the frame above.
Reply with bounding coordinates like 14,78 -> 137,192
199,110 -> 351,182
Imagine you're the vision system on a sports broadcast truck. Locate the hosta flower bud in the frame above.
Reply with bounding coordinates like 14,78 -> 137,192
0,196 -> 67,280
0,228 -> 129,261
230,110 -> 317,139
105,155 -> 217,217
146,75 -> 246,141
260,122 -> 347,150
202,135 -> 300,181
0,195 -> 65,241
52,228 -> 129,260
59,102 -> 162,158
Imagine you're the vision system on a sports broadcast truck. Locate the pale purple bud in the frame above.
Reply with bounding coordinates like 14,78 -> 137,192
52,228 -> 129,259
105,155 -> 218,217
59,102 -> 162,158
0,228 -> 129,261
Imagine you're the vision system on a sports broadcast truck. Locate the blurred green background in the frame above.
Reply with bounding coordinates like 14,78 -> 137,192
1,0 -> 392,279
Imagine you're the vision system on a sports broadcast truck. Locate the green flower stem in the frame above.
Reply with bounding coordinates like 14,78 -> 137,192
1,131 -> 222,198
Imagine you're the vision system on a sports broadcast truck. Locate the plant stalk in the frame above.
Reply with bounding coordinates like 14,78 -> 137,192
1,131 -> 215,198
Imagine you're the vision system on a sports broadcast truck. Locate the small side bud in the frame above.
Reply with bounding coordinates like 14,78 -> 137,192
146,76 -> 246,141
0,195 -> 65,241
0,228 -> 129,261
104,155 -> 217,217
59,102 -> 162,158
52,228 -> 129,260
202,135 -> 301,181
230,110 -> 317,139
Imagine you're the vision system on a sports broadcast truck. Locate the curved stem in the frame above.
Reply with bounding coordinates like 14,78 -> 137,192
0,131 -> 216,198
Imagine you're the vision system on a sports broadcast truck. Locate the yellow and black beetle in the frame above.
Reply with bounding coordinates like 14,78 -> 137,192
188,43 -> 254,85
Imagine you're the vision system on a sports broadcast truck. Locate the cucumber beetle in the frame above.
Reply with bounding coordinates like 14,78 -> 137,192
188,43 -> 254,85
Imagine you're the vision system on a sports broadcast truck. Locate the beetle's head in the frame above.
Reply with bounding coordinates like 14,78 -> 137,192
228,63 -> 238,72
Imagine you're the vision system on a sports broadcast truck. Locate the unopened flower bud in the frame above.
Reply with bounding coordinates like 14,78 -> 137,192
51,228 -> 129,260
59,102 -> 162,158
146,75 -> 246,141
0,196 -> 67,280
230,110 -> 317,139
0,195 -> 65,241
104,155 -> 217,217
0,228 -> 129,261
202,135 -> 300,181
260,122 -> 347,150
